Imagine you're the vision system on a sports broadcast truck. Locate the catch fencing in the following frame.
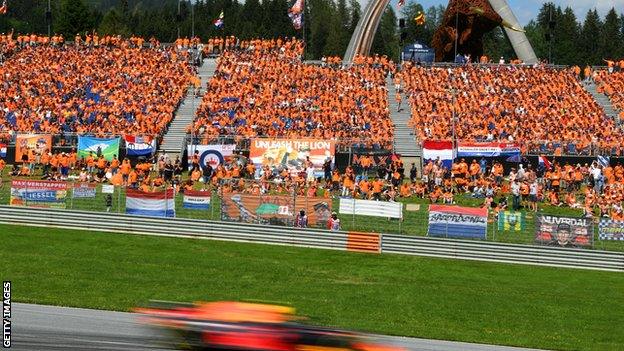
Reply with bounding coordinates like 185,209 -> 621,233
0,206 -> 621,272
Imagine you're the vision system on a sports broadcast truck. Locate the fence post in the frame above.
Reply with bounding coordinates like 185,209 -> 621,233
69,181 -> 74,210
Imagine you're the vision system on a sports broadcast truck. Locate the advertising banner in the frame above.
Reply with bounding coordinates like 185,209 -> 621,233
124,135 -> 156,156
125,189 -> 175,217
10,180 -> 67,208
221,192 -> 331,227
249,139 -> 335,176
72,183 -> 97,199
339,198 -> 402,219
183,190 -> 211,210
422,140 -> 454,169
78,136 -> 121,161
598,220 -> 624,241
535,215 -> 592,247
187,144 -> 236,170
15,134 -> 52,163
456,142 -> 521,157
497,211 -> 525,231
428,205 -> 488,239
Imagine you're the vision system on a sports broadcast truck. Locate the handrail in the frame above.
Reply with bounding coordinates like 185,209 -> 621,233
0,206 -> 621,272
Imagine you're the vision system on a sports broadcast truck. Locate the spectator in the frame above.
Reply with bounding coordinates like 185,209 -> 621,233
327,212 -> 340,231
295,210 -> 308,228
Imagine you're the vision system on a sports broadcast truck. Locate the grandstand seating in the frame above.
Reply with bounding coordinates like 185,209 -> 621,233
0,42 -> 192,139
595,70 -> 624,121
399,63 -> 623,153
189,39 -> 393,149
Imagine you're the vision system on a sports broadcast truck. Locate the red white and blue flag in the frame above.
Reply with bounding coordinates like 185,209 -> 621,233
538,155 -> 552,170
428,205 -> 488,239
183,190 -> 211,210
124,135 -> 155,156
422,140 -> 454,168
213,11 -> 224,28
288,0 -> 304,30
126,189 -> 175,217
0,143 -> 6,158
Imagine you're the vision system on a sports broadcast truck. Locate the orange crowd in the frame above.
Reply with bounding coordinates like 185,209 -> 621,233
0,43 -> 193,139
595,69 -> 624,121
189,39 -> 393,148
399,62 -> 623,151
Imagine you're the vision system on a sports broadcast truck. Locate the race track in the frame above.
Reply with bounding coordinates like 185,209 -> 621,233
10,303 -> 546,351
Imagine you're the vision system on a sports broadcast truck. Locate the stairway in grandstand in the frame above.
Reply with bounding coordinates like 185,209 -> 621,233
386,76 -> 421,157
583,80 -> 621,124
160,58 -> 218,157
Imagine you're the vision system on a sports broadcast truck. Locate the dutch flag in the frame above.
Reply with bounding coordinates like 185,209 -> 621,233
125,189 -> 176,218
538,155 -> 552,170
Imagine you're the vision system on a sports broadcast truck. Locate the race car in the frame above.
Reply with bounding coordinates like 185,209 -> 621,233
135,301 -> 403,351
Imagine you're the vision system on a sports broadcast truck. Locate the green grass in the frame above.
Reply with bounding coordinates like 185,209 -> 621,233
1,224 -> 623,351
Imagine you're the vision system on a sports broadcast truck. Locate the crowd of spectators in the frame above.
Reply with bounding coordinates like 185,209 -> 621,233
398,62 -> 624,154
189,39 -> 393,149
0,34 -> 193,143
595,68 -> 624,122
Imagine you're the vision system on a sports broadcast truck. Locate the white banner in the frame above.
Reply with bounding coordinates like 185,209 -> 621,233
187,144 -> 236,170
338,198 -> 403,219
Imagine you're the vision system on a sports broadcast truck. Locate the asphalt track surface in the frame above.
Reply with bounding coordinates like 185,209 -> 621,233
10,303 -> 547,351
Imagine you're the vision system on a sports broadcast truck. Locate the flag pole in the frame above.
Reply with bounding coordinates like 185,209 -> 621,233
302,3 -> 306,60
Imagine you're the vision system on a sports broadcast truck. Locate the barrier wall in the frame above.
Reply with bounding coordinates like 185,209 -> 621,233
0,206 -> 622,272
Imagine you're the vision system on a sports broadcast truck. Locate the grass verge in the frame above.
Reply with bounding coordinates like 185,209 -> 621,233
1,224 -> 622,350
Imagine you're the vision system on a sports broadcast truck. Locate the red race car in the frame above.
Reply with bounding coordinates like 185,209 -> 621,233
135,301 -> 403,351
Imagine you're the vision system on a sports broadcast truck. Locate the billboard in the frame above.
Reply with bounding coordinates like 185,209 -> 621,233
535,215 -> 593,247
249,139 -> 335,177
339,198 -> 402,219
10,180 -> 68,209
221,193 -> 331,227
72,183 -> 97,199
187,144 -> 236,170
598,220 -> 624,241
456,142 -> 521,158
15,134 -> 52,163
78,136 -> 121,161
428,205 -> 488,239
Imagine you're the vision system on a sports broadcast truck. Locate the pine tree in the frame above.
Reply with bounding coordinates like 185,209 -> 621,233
579,9 -> 602,65
371,6 -> 398,60
600,8 -> 624,60
55,0 -> 96,37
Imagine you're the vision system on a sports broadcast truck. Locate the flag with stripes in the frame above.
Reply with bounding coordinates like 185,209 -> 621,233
597,155 -> 610,168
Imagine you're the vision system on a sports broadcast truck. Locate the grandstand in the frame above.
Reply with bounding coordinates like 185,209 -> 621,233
188,39 -> 393,150
0,41 -> 192,143
398,62 -> 624,155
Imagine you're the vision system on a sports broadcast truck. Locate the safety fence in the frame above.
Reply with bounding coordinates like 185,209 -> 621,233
0,206 -> 621,272
2,182 -> 623,252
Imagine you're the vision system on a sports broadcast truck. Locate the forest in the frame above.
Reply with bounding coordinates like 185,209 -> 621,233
0,0 -> 622,64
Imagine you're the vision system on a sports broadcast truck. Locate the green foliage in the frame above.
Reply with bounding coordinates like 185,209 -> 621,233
55,0 -> 98,37
1,0 -> 624,62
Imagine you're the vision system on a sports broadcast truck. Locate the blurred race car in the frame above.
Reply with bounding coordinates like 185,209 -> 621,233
135,301 -> 403,351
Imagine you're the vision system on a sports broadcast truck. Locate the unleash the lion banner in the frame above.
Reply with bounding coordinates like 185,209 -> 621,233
249,139 -> 335,177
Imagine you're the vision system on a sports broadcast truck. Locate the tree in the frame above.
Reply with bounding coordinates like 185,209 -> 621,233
600,8 -> 624,60
99,8 -> 130,36
579,9 -> 602,65
371,6 -> 399,60
55,0 -> 97,37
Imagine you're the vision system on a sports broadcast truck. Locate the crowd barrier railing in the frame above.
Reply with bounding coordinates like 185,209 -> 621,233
0,206 -> 621,272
